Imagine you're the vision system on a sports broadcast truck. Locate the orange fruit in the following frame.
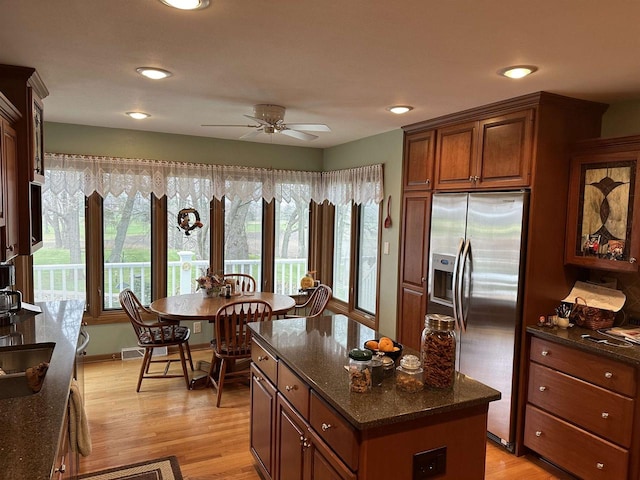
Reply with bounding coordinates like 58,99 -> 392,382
365,340 -> 379,350
378,337 -> 394,352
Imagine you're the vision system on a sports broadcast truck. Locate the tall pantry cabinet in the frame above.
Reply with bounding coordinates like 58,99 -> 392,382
397,92 -> 607,452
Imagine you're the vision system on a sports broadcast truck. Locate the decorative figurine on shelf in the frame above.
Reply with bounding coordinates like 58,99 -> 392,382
177,208 -> 203,236
300,270 -> 316,290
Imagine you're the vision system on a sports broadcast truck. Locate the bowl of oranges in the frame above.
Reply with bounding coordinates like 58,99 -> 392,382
364,337 -> 403,363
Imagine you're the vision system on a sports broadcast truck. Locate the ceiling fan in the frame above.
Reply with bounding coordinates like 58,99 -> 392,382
202,104 -> 331,141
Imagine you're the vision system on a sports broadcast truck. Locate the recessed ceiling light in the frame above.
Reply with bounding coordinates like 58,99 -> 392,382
498,65 -> 538,79
386,105 -> 414,115
136,67 -> 173,80
159,0 -> 210,10
126,112 -> 151,120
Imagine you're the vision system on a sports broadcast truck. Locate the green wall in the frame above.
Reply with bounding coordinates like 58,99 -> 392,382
602,99 -> 640,138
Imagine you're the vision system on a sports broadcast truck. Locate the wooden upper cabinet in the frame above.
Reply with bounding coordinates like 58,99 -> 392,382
403,130 -> 435,190
434,110 -> 533,190
565,136 -> 640,273
2,121 -> 19,260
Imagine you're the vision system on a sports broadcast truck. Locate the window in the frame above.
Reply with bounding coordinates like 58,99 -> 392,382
103,192 -> 151,308
274,198 -> 309,295
332,203 -> 352,302
224,196 -> 263,286
356,202 -> 379,314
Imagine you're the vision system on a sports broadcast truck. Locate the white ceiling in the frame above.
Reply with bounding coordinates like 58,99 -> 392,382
1,0 -> 639,149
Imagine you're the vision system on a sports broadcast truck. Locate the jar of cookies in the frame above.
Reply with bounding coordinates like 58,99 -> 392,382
395,354 -> 424,393
421,314 -> 457,389
348,348 -> 372,393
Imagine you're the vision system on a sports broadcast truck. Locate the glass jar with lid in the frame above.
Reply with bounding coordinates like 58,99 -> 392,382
421,314 -> 457,389
395,354 -> 424,393
348,348 -> 372,392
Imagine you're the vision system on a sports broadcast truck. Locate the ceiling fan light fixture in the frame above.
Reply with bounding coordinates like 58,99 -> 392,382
498,65 -> 538,79
159,0 -> 210,10
387,105 -> 413,115
126,111 -> 151,120
136,67 -> 173,80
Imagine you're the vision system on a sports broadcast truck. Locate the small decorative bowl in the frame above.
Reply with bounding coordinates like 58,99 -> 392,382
363,339 -> 403,362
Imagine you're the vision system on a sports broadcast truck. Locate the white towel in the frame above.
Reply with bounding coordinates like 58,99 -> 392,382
69,379 -> 92,457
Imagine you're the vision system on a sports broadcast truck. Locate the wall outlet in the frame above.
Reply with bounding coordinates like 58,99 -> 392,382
413,446 -> 446,479
193,321 -> 202,334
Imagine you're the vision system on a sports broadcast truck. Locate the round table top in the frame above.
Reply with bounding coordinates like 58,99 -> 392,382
149,292 -> 296,321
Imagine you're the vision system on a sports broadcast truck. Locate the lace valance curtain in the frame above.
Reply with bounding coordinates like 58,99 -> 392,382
45,153 -> 383,205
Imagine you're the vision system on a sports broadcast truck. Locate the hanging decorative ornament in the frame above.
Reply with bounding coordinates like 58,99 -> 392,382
177,208 -> 203,236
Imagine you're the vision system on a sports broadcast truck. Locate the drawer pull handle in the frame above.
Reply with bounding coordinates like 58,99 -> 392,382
604,371 -> 613,379
321,423 -> 332,432
602,412 -> 609,419
596,462 -> 604,470
257,355 -> 268,362
55,463 -> 66,474
535,431 -> 542,437
285,385 -> 297,392
541,350 -> 549,356
539,386 -> 547,392
254,376 -> 263,383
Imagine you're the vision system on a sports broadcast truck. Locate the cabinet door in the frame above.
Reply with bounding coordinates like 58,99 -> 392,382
565,151 -> 640,272
276,395 -> 309,480
434,120 -> 477,190
477,109 -> 533,188
251,364 -> 277,479
397,192 -> 431,350
403,130 -> 435,190
308,429 -> 357,480
2,120 -> 18,260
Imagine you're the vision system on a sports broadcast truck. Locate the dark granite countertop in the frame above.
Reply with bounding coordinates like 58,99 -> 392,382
248,315 -> 500,430
0,300 -> 85,480
527,324 -> 640,365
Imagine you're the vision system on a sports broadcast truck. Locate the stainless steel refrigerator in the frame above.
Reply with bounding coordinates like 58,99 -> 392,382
427,191 -> 528,451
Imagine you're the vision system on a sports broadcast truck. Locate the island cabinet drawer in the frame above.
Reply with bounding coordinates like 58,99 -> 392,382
530,337 -> 636,396
528,363 -> 634,447
278,362 -> 310,419
252,340 -> 277,385
525,404 -> 628,480
309,391 -> 359,472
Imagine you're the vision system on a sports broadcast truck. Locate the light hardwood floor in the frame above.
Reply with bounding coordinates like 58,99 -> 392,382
80,349 -> 573,479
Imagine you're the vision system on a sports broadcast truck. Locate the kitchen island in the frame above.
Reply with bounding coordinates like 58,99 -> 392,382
248,315 -> 500,480
0,300 -> 85,480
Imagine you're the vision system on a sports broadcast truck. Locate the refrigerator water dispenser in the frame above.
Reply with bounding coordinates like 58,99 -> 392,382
429,253 -> 456,307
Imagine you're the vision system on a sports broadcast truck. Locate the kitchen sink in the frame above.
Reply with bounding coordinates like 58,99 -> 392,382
0,343 -> 55,400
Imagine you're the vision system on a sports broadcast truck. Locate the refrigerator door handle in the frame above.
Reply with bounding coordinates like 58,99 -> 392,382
457,239 -> 471,332
451,237 -> 465,328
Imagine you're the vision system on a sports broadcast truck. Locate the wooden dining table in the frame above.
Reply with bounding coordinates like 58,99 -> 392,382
149,291 -> 296,321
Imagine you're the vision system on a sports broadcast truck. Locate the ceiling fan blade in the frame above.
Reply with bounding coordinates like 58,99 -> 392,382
284,123 -> 331,132
281,129 -> 318,141
201,124 -> 259,128
240,129 -> 263,139
244,114 -> 271,127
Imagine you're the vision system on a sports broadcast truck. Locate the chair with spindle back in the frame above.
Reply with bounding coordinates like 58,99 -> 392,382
207,299 -> 272,407
119,289 -> 193,392
222,273 -> 257,293
286,284 -> 332,319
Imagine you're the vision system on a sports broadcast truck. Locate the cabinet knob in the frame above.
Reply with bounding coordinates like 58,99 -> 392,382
630,257 -> 637,264
257,355 -> 268,362
601,412 -> 609,419
539,386 -> 547,392
541,350 -> 549,356
535,430 -> 542,437
604,371 -> 613,379
468,176 -> 474,182
425,179 -> 430,185
421,277 -> 426,283
474,175 -> 479,181
253,376 -> 263,383
285,384 -> 297,392
321,423 -> 332,432
54,463 -> 66,474
596,463 -> 604,470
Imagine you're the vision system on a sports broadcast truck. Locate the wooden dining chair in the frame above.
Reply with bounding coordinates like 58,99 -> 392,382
286,284 -> 332,319
207,300 -> 272,407
119,289 -> 194,392
222,273 -> 257,292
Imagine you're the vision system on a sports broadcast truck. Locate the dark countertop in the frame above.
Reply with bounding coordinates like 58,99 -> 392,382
527,324 -> 640,365
248,315 -> 500,430
0,300 -> 85,480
